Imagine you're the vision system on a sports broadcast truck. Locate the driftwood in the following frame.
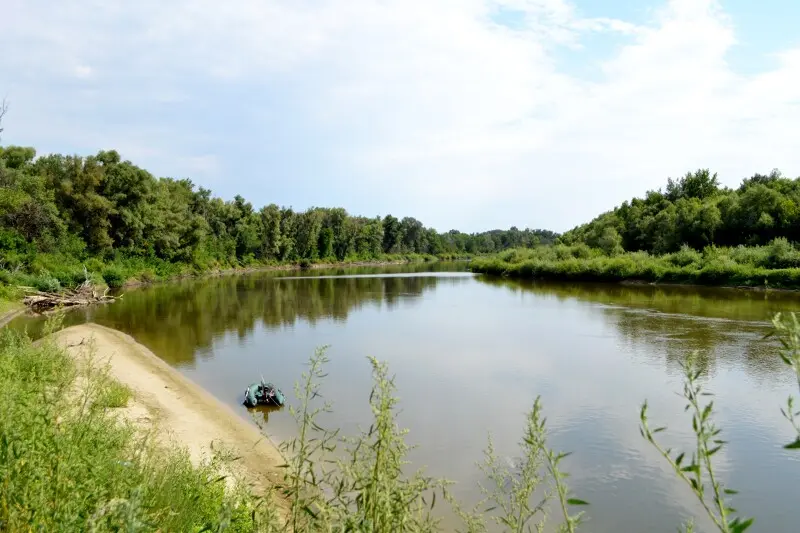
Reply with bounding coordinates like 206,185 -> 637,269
21,279 -> 120,312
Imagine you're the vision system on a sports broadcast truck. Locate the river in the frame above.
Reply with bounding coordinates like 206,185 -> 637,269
10,263 -> 800,532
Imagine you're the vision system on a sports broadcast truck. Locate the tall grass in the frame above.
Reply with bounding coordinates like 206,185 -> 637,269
0,316 -> 258,532
471,240 -> 800,289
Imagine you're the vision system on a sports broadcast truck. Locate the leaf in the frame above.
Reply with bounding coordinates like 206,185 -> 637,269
729,517 -> 754,533
724,488 -> 739,495
675,452 -> 685,466
783,438 -> 800,450
567,498 -> 589,506
702,402 -> 713,422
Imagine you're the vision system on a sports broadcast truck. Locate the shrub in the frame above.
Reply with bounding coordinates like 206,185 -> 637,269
33,272 -> 61,293
94,379 -> 133,408
102,267 -> 126,288
766,237 -> 800,269
668,244 -> 703,267
84,257 -> 105,273
138,269 -> 157,283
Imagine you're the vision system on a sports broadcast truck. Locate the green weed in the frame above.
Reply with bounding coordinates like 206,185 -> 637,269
0,318 -> 258,532
471,241 -> 800,289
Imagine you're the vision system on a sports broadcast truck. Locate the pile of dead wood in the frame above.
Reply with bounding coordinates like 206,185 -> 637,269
21,279 -> 120,312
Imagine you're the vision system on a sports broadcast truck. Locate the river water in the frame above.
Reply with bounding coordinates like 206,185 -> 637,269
11,263 -> 800,532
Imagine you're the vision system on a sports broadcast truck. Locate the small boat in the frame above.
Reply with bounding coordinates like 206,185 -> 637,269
243,380 -> 286,408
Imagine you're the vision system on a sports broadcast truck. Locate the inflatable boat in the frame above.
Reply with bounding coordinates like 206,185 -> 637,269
243,380 -> 285,408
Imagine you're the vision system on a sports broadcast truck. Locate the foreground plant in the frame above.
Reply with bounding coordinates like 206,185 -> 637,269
272,349 -> 446,532
640,355 -> 753,533
329,357 -> 445,532
766,312 -> 800,450
0,316 -> 257,532
448,396 -> 586,533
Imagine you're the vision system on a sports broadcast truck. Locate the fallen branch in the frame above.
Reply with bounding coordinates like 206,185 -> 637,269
20,281 -> 120,312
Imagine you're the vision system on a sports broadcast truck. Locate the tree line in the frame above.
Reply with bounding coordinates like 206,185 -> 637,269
560,168 -> 800,254
0,145 -> 557,269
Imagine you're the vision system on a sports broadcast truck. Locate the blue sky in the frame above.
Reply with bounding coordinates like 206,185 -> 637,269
1,0 -> 799,233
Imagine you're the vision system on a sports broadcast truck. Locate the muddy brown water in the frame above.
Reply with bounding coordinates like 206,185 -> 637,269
11,262 -> 800,532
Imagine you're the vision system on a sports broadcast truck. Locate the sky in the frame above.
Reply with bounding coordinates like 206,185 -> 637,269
1,0 -> 799,234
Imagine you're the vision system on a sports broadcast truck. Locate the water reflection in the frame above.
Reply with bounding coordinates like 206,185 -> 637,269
477,277 -> 795,381
248,405 -> 283,426
13,267 -> 474,367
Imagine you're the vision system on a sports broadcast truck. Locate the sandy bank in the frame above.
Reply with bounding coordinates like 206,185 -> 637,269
0,307 -> 25,329
52,323 -> 287,508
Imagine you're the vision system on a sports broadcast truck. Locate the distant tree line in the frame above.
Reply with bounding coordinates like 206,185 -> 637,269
0,146 -> 557,267
560,168 -> 800,254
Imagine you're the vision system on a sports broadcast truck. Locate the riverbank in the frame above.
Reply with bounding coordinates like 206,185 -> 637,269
0,295 -> 23,327
119,255 -> 445,289
1,253 -> 456,308
470,244 -> 800,290
52,324 -> 287,500
0,321 -> 281,531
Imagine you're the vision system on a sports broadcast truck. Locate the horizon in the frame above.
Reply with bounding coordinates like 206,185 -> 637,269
1,0 -> 798,234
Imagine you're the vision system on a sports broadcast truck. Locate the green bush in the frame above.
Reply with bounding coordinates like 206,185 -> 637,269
102,267 -> 126,288
33,272 -> 61,293
668,244 -> 703,267
138,269 -> 157,283
471,244 -> 800,289
84,257 -> 105,273
94,379 -> 133,408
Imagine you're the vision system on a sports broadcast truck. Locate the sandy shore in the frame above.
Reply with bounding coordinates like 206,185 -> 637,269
52,323 -> 287,511
0,307 -> 25,329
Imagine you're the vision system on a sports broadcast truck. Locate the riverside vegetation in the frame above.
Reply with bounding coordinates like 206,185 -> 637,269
472,169 -> 800,289
3,310 -> 800,532
0,142 -> 554,307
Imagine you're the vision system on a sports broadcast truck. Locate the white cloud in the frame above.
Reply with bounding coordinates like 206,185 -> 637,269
1,0 -> 799,231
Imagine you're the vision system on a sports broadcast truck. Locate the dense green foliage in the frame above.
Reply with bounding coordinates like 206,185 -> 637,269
472,167 -> 800,288
0,145 -> 556,289
560,168 -> 800,255
471,240 -> 800,288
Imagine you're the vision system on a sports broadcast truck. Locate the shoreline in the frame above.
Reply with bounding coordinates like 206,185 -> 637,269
475,273 -> 800,294
470,270 -> 800,294
0,306 -> 25,328
51,323 -> 288,513
120,258 -> 435,289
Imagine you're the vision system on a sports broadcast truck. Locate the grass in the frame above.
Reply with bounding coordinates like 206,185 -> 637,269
94,378 -> 133,408
5,308 -> 800,531
0,316 -> 260,532
470,239 -> 800,289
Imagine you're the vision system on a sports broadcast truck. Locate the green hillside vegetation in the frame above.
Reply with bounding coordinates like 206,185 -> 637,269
0,145 -> 556,293
472,169 -> 800,288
